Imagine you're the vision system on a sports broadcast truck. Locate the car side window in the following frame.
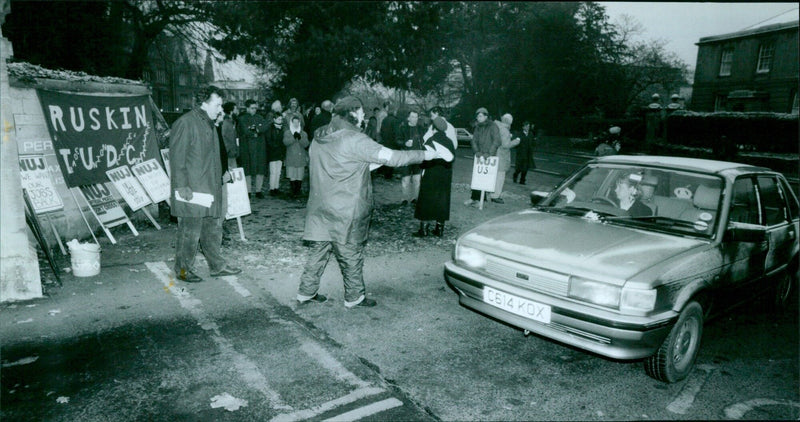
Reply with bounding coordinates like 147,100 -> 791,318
778,177 -> 800,221
730,178 -> 761,225
757,176 -> 788,226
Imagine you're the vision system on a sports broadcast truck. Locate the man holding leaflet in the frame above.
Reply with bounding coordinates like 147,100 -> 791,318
170,85 -> 241,282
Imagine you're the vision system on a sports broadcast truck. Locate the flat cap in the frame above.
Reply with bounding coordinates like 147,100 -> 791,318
475,107 -> 489,116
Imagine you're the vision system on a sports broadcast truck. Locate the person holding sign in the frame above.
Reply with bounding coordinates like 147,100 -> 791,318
413,117 -> 456,237
170,86 -> 241,283
297,96 -> 440,308
464,107 -> 501,207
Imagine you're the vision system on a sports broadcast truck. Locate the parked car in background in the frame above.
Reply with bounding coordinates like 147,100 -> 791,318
455,127 -> 473,147
444,155 -> 799,382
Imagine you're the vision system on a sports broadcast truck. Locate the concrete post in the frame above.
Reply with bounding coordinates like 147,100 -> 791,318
0,0 -> 43,301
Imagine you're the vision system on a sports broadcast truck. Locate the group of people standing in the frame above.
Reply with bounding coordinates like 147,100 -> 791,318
220,97 -> 332,200
168,85 -> 535,311
464,108 -> 537,206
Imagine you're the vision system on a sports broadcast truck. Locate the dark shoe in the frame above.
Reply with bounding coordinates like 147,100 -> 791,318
411,198 -> 417,205
432,222 -> 445,237
400,200 -> 408,206
412,223 -> 429,238
255,192 -> 265,199
176,269 -> 203,283
519,179 -> 526,185
491,198 -> 504,204
348,298 -> 377,308
298,293 -> 327,305
210,266 -> 242,277
512,173 -> 518,183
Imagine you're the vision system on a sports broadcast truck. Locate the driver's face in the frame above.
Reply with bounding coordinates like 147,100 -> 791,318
615,181 -> 635,202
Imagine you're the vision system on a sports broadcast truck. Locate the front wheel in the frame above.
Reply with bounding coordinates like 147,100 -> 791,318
644,301 -> 704,383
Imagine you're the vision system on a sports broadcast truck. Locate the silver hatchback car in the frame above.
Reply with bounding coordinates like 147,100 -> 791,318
444,156 -> 799,382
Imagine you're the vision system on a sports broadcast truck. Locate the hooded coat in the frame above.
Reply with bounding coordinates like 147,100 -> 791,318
169,108 -> 223,218
304,115 -> 426,244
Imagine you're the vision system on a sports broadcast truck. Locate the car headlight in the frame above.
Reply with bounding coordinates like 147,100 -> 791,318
620,287 -> 657,312
568,276 -> 620,308
455,245 -> 487,269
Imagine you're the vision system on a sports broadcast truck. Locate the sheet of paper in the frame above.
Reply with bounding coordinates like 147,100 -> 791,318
174,190 -> 214,208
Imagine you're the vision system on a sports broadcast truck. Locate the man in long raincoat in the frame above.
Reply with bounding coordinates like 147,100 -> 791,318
297,96 -> 438,308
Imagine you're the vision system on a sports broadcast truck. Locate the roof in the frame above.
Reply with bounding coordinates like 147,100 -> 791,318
594,155 -> 766,174
7,61 -> 143,85
697,20 -> 798,45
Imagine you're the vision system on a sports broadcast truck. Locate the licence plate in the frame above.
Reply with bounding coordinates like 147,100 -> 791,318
483,287 -> 551,324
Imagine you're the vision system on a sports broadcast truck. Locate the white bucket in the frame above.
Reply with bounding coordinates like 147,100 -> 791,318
69,242 -> 101,277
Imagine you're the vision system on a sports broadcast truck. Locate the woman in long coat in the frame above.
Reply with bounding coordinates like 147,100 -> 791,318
413,117 -> 456,237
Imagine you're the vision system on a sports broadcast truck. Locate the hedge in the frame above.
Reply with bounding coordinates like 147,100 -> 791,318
665,111 -> 799,153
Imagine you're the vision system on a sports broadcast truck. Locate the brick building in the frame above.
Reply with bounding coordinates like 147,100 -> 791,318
692,21 -> 798,113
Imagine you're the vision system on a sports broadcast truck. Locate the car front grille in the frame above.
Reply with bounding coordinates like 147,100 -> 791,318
485,256 -> 570,297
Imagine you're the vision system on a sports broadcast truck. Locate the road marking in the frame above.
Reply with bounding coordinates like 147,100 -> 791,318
321,397 -> 403,422
666,364 -> 716,414
145,261 -> 291,411
724,398 -> 800,419
298,338 -> 371,388
221,275 -> 252,297
270,387 -> 385,422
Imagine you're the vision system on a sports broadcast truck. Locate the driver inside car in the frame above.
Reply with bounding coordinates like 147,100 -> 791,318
614,173 -> 654,217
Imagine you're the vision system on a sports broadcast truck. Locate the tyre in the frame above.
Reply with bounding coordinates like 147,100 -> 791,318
774,266 -> 798,311
644,301 -> 703,383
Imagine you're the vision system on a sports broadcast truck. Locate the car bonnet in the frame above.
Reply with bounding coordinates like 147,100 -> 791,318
459,209 -> 707,285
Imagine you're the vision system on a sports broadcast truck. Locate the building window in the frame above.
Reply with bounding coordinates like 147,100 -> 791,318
756,43 -> 774,73
156,70 -> 167,84
142,70 -> 152,82
178,73 -> 188,86
714,94 -> 727,112
719,47 -> 733,76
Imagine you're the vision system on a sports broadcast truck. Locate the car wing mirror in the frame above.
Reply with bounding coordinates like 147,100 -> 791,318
724,222 -> 767,243
531,190 -> 549,207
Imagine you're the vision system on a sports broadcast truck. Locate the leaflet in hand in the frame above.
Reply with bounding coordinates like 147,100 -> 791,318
174,190 -> 214,208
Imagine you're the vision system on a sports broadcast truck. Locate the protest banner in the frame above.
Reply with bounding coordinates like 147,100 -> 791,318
225,168 -> 251,241
36,90 -> 161,188
19,155 -> 67,254
470,155 -> 499,210
106,165 -> 161,230
132,158 -> 170,203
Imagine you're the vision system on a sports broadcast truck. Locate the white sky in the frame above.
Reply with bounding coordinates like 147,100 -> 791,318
599,2 -> 799,67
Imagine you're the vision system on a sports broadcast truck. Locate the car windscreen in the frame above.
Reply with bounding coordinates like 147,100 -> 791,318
542,164 -> 724,238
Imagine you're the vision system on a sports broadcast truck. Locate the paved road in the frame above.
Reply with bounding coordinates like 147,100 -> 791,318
2,148 -> 797,421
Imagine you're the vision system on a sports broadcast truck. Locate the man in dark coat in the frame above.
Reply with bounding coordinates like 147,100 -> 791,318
170,86 -> 241,282
464,107 -> 501,206
512,121 -> 536,185
237,99 -> 268,198
308,99 -> 333,142
297,96 -> 439,308
377,103 -> 400,179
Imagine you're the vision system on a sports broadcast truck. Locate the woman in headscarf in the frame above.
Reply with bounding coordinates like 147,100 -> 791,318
413,117 -> 456,237
283,114 -> 310,198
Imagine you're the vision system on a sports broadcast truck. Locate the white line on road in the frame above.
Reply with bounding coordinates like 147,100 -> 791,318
666,364 -> 717,414
298,339 -> 371,388
270,387 -> 385,422
145,261 -> 291,411
724,398 -> 800,419
321,398 -> 403,422
221,275 -> 252,297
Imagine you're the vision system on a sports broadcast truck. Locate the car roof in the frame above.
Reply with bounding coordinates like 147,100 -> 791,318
594,155 -> 771,176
